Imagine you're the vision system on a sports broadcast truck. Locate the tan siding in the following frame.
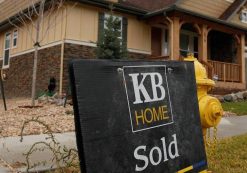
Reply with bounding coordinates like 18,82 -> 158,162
0,2 -> 151,56
128,18 -> 151,52
0,8 -> 65,57
0,33 -> 4,59
65,4 -> 151,52
0,0 -> 40,23
80,7 -> 98,42
66,4 -> 98,42
178,0 -> 232,18
229,10 -> 247,27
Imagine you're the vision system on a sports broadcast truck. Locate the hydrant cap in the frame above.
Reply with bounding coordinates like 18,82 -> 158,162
184,55 -> 215,87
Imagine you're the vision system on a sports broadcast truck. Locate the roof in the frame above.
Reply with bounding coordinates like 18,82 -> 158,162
1,0 -> 247,33
220,0 -> 247,21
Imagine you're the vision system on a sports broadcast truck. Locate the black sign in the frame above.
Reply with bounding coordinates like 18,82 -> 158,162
69,60 -> 207,173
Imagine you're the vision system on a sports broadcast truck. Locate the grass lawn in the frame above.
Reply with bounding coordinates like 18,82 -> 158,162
222,101 -> 247,115
45,135 -> 247,173
207,134 -> 247,173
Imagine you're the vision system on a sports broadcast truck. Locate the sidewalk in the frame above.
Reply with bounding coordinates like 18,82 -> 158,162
0,132 -> 77,173
217,115 -> 247,138
1,116 -> 247,172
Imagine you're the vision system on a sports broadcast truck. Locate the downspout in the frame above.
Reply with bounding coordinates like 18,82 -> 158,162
166,16 -> 174,60
59,6 -> 67,96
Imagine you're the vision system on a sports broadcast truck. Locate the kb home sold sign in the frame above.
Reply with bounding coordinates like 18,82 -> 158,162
69,60 -> 207,173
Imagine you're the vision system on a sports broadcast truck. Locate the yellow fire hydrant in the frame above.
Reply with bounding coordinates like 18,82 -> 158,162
184,55 -> 223,137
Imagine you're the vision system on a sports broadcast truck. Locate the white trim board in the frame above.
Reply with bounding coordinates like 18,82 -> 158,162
64,39 -> 97,47
128,48 -> 151,55
10,41 -> 63,58
7,39 -> 151,58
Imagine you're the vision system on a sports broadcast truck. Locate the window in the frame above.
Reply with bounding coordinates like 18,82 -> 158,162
12,29 -> 18,48
104,14 -> 123,40
179,31 -> 198,58
3,32 -> 11,68
98,12 -> 128,47
240,10 -> 247,23
162,29 -> 169,56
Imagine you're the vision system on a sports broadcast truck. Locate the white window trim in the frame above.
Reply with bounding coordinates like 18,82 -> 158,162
180,30 -> 198,56
161,28 -> 169,56
240,9 -> 247,23
3,32 -> 11,69
226,0 -> 234,3
12,29 -> 18,48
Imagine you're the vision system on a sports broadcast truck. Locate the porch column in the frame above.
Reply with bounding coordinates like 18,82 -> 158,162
240,34 -> 246,84
198,25 -> 208,62
171,17 -> 180,60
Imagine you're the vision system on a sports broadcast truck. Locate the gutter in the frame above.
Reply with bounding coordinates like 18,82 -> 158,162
143,5 -> 247,33
74,0 -> 148,16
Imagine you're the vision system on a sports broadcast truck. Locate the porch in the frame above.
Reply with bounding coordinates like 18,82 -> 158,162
147,12 -> 246,91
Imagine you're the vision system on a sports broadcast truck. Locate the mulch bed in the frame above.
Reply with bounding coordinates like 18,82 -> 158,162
0,100 -> 75,137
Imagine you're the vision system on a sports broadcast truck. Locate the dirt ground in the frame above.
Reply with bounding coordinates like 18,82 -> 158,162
0,98 -> 75,137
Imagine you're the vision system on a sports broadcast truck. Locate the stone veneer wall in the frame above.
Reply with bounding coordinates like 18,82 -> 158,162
0,43 -> 149,98
62,43 -> 149,93
0,45 -> 61,98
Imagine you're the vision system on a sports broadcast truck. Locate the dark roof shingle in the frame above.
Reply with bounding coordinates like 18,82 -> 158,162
120,0 -> 177,12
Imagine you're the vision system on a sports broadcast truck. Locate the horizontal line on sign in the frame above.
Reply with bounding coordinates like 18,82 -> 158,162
132,121 -> 174,133
177,166 -> 193,173
193,160 -> 207,169
123,65 -> 167,68
177,160 -> 207,173
199,170 -> 208,173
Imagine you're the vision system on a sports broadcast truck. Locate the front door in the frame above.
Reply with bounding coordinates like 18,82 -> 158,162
151,27 -> 169,57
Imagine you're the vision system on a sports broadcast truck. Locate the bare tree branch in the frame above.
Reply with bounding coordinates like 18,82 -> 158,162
1,0 -> 78,106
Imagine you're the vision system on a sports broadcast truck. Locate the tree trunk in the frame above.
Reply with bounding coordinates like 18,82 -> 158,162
31,46 -> 39,106
31,1 -> 44,106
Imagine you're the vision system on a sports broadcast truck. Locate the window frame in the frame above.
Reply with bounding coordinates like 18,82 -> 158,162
240,9 -> 247,23
180,30 -> 199,58
104,13 -> 123,40
3,32 -> 11,69
12,29 -> 18,48
162,28 -> 169,56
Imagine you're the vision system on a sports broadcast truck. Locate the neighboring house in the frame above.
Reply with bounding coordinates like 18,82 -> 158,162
0,0 -> 246,97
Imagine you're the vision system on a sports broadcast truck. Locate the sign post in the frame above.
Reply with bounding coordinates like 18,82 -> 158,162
0,74 -> 7,111
69,60 -> 208,173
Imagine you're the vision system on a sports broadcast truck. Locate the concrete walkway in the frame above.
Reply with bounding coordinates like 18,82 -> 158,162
1,115 -> 247,172
217,115 -> 247,138
0,132 -> 77,173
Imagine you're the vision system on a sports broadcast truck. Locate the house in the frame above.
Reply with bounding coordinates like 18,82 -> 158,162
0,0 -> 246,97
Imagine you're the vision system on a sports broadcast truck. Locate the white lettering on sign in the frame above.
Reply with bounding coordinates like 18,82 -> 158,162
128,72 -> 166,104
134,134 -> 179,172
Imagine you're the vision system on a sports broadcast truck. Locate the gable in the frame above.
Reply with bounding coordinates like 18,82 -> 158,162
228,3 -> 247,27
177,0 -> 232,18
